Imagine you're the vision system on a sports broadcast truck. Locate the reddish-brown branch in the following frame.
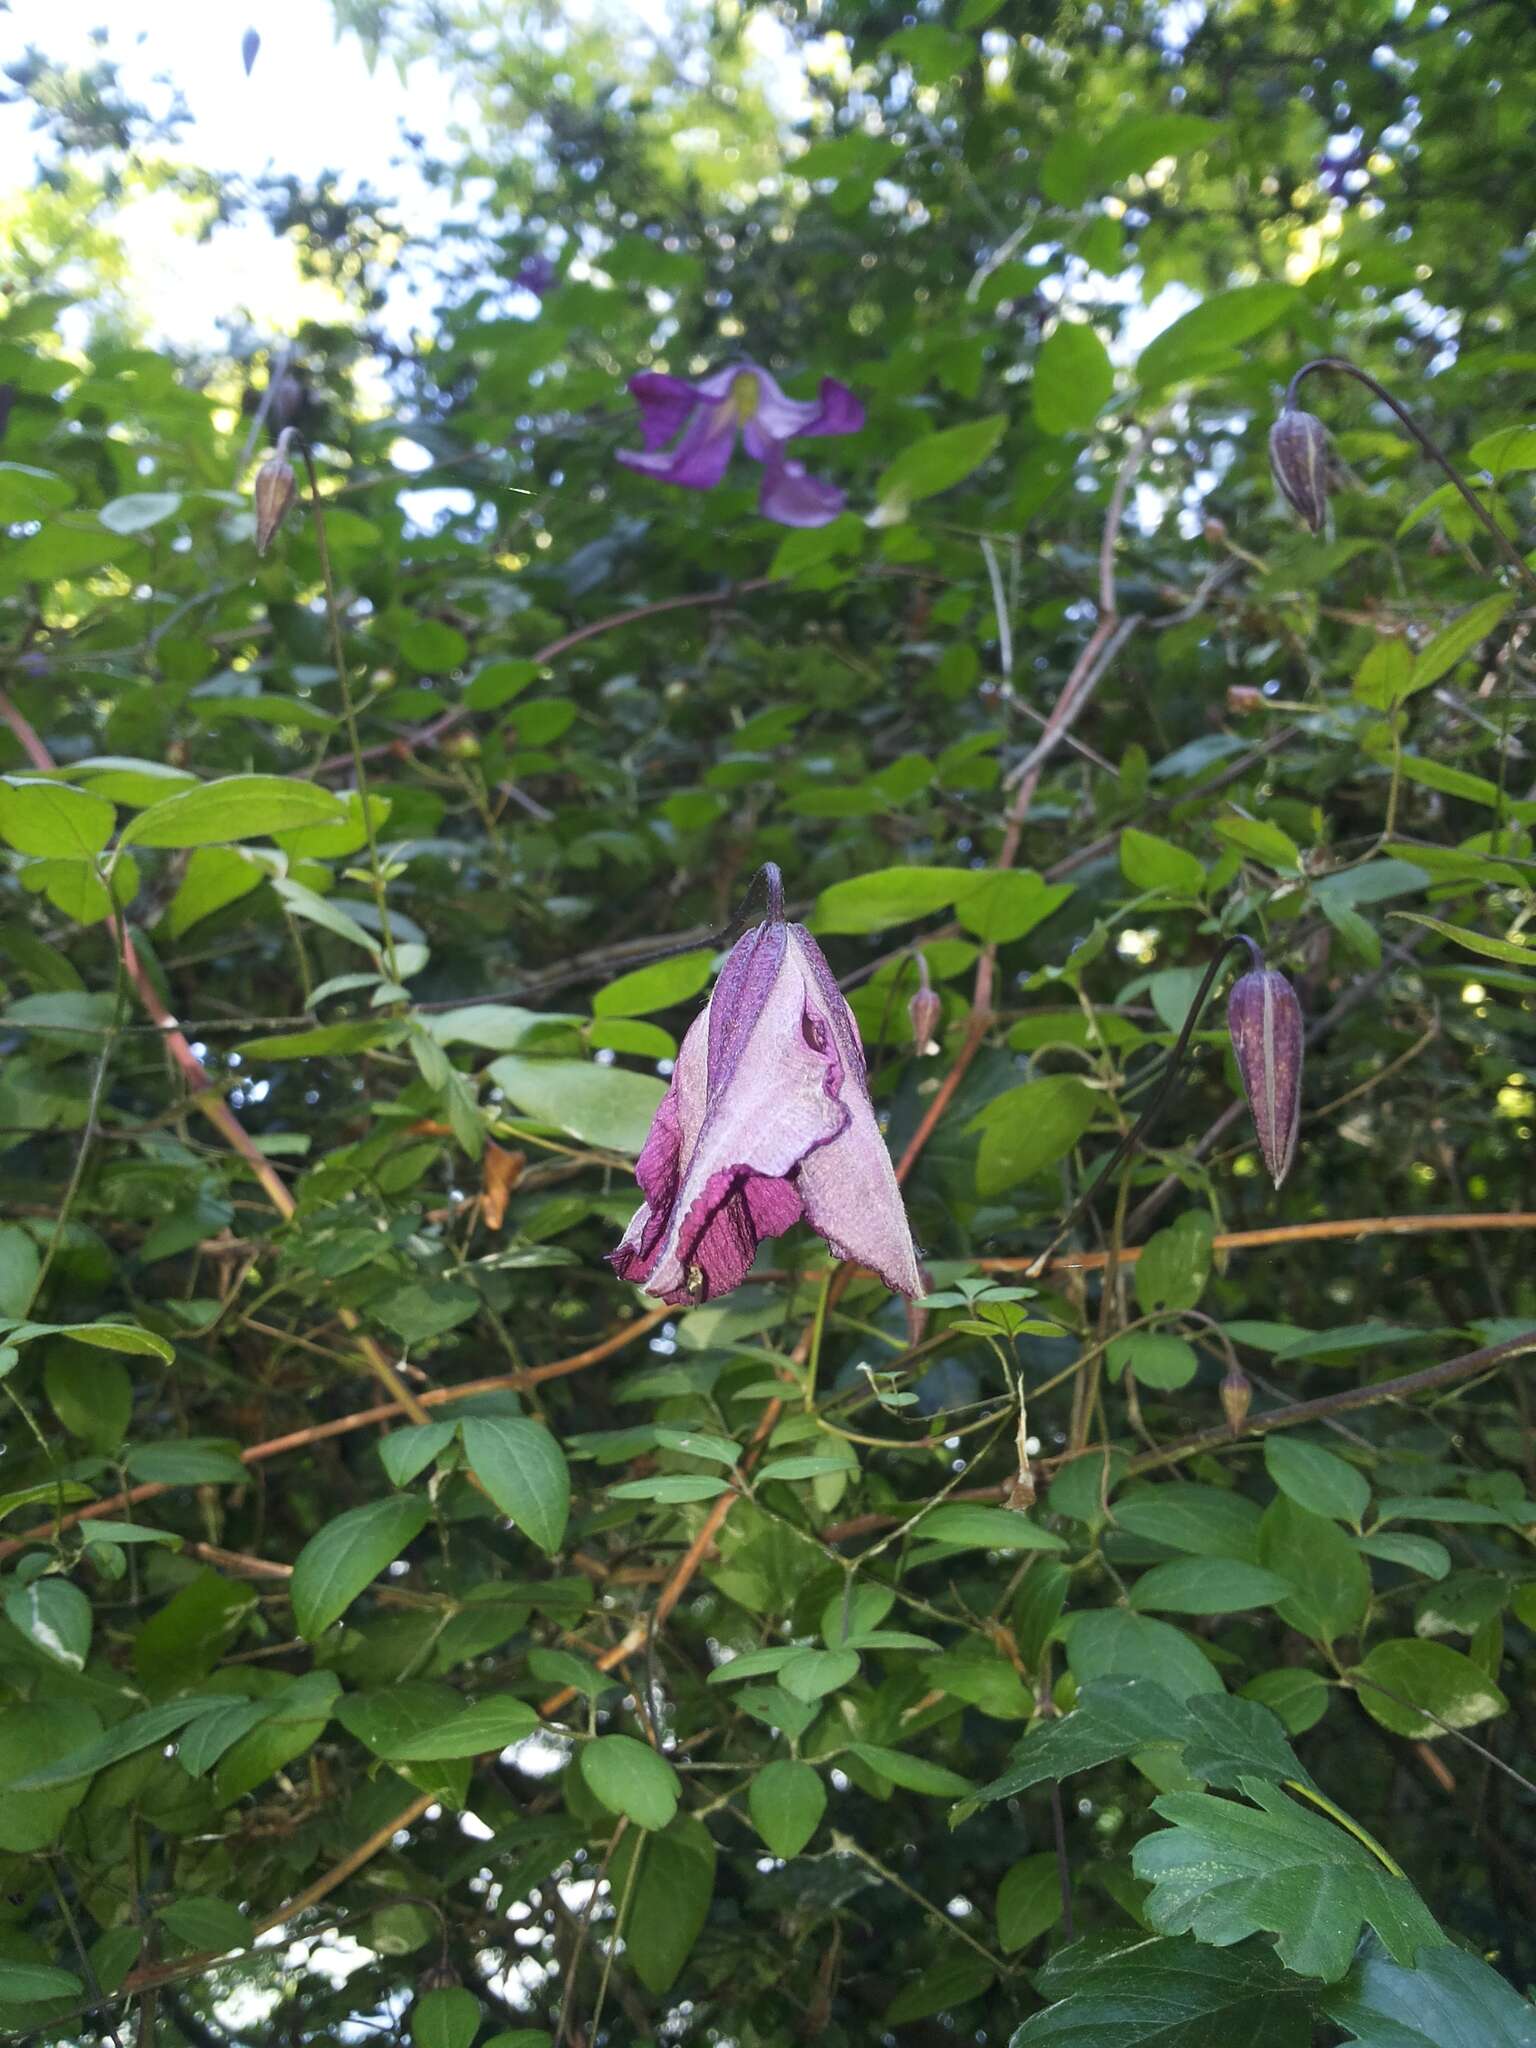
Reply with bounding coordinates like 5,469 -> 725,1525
818,1328 -> 1536,1543
0,1305 -> 670,1563
313,578 -> 781,779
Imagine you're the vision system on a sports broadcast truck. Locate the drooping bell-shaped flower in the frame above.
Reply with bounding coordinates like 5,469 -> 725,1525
1227,944 -> 1304,1189
616,362 -> 864,528
610,867 -> 926,1305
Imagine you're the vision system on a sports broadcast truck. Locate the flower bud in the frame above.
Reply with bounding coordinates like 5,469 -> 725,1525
241,27 -> 260,74
1268,407 -> 1335,534
908,953 -> 941,1052
1226,684 -> 1263,715
1227,954 -> 1304,1189
253,452 -> 297,556
1220,1365 -> 1252,1433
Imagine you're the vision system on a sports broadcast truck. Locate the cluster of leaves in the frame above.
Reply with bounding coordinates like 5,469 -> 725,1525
1,1 -> 1534,2044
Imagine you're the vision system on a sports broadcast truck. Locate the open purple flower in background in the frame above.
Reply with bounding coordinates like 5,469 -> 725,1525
610,865 -> 926,1306
1228,942 -> 1304,1188
616,362 -> 864,528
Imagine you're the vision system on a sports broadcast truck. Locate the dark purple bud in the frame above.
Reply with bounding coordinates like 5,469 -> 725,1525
1227,956 -> 1304,1189
253,447 -> 297,556
1268,407 -> 1335,535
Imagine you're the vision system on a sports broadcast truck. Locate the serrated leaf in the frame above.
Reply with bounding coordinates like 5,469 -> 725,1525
1133,1778 -> 1445,1982
1011,1932 -> 1320,2045
1324,1943 -> 1536,2047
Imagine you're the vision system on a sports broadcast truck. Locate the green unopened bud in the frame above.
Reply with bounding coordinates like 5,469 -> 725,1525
253,450 -> 297,556
1268,406 -> 1336,534
1228,946 -> 1304,1189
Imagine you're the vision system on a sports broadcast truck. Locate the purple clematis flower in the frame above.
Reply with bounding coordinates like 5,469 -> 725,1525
515,255 -> 558,298
610,866 -> 926,1306
616,361 -> 864,528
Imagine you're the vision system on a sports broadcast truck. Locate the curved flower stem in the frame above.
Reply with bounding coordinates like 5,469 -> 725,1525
1024,935 -> 1252,1279
1287,355 -> 1536,600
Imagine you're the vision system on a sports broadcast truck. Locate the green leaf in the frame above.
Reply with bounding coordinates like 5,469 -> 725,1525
384,1698 -> 541,1760
412,1988 -> 481,2048
1033,321 -> 1114,435
1011,1932 -> 1320,2045
1138,283 -> 1302,389
848,1743 -> 974,1795
1258,1497 -> 1371,1646
918,1503 -> 1067,1552
1129,1558 -> 1294,1615
813,863 -> 982,935
1105,1331 -> 1198,1390
1407,594 -> 1514,693
9,1697 -> 230,1791
0,779 -> 115,859
608,1473 -> 733,1502
133,1570 -> 255,1688
968,1075 -> 1097,1197
1041,109 -> 1217,204
290,1495 -> 432,1638
609,1818 -> 715,1993
1120,826 -> 1204,895
1356,1533 -> 1450,1581
99,489 -> 181,533
4,1577 -> 92,1669
1212,813 -> 1302,871
159,1896 -> 253,1955
650,1427 -> 743,1466
580,1734 -> 680,1829
1241,1669 -> 1331,1737
1113,1483 -> 1264,1561
378,1420 -> 457,1487
0,1225 -> 39,1318
749,1759 -> 826,1856
460,1416 -> 569,1553
1325,1944 -> 1536,2048
872,415 -> 1006,520
1468,424 -> 1536,478
0,1701 -> 103,1851
593,950 -> 714,1017
1264,1438 -> 1369,1528
0,1962 -> 84,2004
125,1439 -> 244,1485
1390,913 -> 1531,968
487,1055 -> 665,1155
1351,1638 -> 1508,1740
464,658 -> 542,710
955,870 -> 1074,945
1063,1612 -> 1226,1703
1134,1212 -> 1215,1315
884,1954 -> 995,2024
124,775 -> 348,848
166,846 -> 267,937
996,1852 -> 1063,1953
0,461 -> 75,518
1133,1777 -> 1446,1981
778,1647 -> 859,1702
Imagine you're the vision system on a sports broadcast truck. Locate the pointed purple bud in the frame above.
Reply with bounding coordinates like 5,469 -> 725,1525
1227,952 -> 1304,1189
1268,407 -> 1335,534
610,875 -> 926,1306
908,954 -> 941,1052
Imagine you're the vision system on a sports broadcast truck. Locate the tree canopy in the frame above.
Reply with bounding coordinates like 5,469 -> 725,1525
1,3 -> 1534,2044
